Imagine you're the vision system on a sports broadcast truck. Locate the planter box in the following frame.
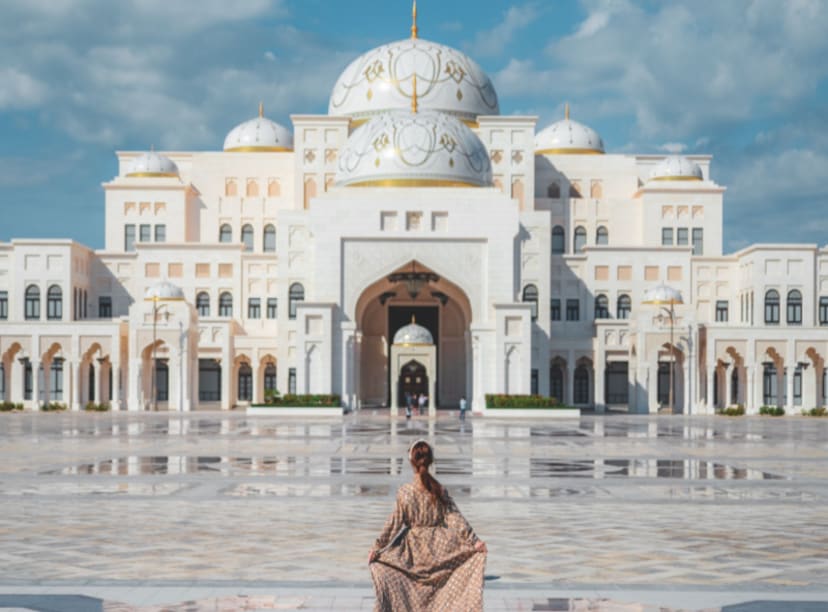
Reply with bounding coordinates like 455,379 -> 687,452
484,408 -> 581,418
247,406 -> 343,417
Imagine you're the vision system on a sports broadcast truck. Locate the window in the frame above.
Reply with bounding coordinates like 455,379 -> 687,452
139,224 -> 151,242
219,224 -> 232,243
238,363 -> 252,401
49,358 -> 64,401
248,297 -> 261,319
715,300 -> 728,322
241,224 -> 254,252
820,296 -> 828,326
764,289 -> 780,324
551,226 -> 565,254
47,285 -> 62,320
657,362 -> 674,405
676,227 -> 688,246
596,226 -> 608,246
763,364 -> 777,406
288,367 -> 297,394
155,360 -> 169,401
786,289 -> 802,325
25,285 -> 40,320
155,224 -> 166,243
289,283 -> 304,320
531,369 -> 538,395
594,294 -> 609,319
574,365 -> 589,404
547,182 -> 560,199
566,298 -> 580,321
730,368 -> 739,405
218,292 -> 233,317
263,224 -> 276,252
617,294 -> 631,319
0,290 -> 7,319
98,296 -> 112,318
124,225 -> 136,252
198,359 -> 222,402
0,363 -> 4,401
573,226 -> 586,253
196,292 -> 210,317
661,228 -> 673,246
266,298 -> 278,319
23,359 -> 32,400
264,363 -> 277,394
605,362 -> 629,404
549,365 -> 564,402
692,228 -> 703,255
522,284 -> 539,321
550,299 -> 561,321
794,365 -> 803,406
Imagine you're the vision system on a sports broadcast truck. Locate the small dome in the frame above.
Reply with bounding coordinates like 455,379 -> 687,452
393,321 -> 434,345
126,151 -> 179,177
335,110 -> 492,187
224,104 -> 293,152
649,156 -> 703,182
145,280 -> 185,301
535,105 -> 604,155
329,37 -> 499,125
643,284 -> 684,305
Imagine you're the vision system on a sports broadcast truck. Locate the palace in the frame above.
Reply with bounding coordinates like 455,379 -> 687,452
1,9 -> 827,415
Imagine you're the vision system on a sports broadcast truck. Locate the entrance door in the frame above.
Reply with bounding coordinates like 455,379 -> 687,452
399,360 -> 428,405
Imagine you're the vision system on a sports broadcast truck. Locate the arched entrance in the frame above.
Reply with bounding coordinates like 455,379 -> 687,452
399,359 -> 428,400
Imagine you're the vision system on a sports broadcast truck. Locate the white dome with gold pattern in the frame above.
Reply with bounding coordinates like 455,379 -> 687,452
126,151 -> 179,177
649,155 -> 703,181
329,37 -> 499,125
335,110 -> 492,187
393,321 -> 434,345
535,105 -> 604,155
224,104 -> 293,152
144,280 -> 185,301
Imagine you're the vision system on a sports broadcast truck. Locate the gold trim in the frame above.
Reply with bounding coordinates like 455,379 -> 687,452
258,101 -> 264,118
345,178 -> 482,188
649,175 -> 703,182
224,146 -> 293,153
411,73 -> 418,113
143,296 -> 186,302
565,102 -> 570,120
535,148 -> 604,155
397,342 -> 433,347
126,172 -> 178,177
350,117 -> 480,129
411,0 -> 418,39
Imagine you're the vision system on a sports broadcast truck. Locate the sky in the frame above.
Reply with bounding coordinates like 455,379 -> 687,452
0,0 -> 826,253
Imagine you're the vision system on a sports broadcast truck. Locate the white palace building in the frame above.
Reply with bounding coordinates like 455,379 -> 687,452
2,12 -> 828,415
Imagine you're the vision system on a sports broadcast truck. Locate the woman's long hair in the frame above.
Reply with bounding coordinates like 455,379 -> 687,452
409,440 -> 444,505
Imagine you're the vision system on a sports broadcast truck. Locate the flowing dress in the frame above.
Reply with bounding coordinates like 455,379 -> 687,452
370,482 -> 486,611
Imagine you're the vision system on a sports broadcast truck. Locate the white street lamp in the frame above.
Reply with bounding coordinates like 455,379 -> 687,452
643,284 -> 684,414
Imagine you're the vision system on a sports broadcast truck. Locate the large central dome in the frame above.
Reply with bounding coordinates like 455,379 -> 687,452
329,37 -> 499,125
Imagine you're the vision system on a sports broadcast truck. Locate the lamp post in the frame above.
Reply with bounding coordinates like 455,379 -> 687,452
643,284 -> 684,414
151,295 -> 159,412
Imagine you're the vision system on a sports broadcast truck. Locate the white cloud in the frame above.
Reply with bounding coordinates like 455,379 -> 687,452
467,4 -> 539,58
659,142 -> 687,154
0,68 -> 48,109
572,11 -> 609,38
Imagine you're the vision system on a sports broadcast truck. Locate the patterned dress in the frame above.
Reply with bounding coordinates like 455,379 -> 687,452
370,481 -> 486,611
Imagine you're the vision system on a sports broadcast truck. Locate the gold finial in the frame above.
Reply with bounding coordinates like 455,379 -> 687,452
411,73 -> 418,113
258,101 -> 264,118
411,0 -> 418,39
411,314 -> 416,324
565,102 -> 570,120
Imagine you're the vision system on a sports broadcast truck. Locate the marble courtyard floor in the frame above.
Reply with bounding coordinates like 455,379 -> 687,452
0,411 -> 826,611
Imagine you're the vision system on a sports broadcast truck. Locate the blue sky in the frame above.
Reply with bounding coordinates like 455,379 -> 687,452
1,0 -> 826,252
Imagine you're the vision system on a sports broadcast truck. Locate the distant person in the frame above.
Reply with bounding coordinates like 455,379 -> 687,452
418,393 -> 427,415
404,392 -> 412,419
459,396 -> 467,421
368,440 -> 487,611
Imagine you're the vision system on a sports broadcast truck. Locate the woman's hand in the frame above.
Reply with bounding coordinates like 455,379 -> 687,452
368,549 -> 379,563
474,540 -> 487,553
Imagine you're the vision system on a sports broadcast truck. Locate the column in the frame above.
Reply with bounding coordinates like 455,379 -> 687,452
220,346 -> 231,411
785,364 -> 794,413
251,360 -> 261,406
647,364 -> 658,413
180,350 -> 191,412
682,362 -> 690,414
566,350 -> 575,406
112,362 -> 122,411
354,331 -> 362,411
128,357 -> 142,411
428,357 -> 436,417
31,359 -> 40,410
10,358 -> 22,404
72,360 -> 82,411
724,364 -> 733,409
745,367 -> 755,414
90,361 -> 97,404
706,367 -> 716,414
594,354 -> 605,413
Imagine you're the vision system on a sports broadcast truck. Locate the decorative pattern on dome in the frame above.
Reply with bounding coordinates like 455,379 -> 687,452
328,38 -> 499,124
535,104 -> 605,155
145,281 -> 185,301
126,151 -> 179,177
224,105 -> 293,152
649,156 -> 703,182
335,110 -> 492,187
393,321 -> 434,345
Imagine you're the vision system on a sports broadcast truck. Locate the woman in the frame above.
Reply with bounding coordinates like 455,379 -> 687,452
368,439 -> 487,611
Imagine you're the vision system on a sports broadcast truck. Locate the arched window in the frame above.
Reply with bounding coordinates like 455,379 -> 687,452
238,363 -> 252,401
219,224 -> 232,243
218,292 -> 233,317
549,365 -> 564,402
46,285 -> 62,320
764,289 -> 780,324
196,292 -> 210,317
594,294 -> 609,319
786,289 -> 802,325
25,285 -> 40,320
246,179 -> 259,198
268,180 -> 281,197
574,365 -> 590,404
573,226 -> 587,253
289,283 -> 304,320
522,284 -> 539,321
263,224 -> 276,253
225,179 -> 237,197
264,363 -> 277,393
241,224 -> 254,252
547,182 -> 560,199
551,226 -> 565,254
596,225 -> 608,246
617,294 -> 631,319
569,181 -> 582,198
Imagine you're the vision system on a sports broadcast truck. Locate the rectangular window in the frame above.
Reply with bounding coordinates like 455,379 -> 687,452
124,225 -> 136,252
24,360 -> 32,400
661,228 -> 673,246
248,297 -> 261,319
266,297 -> 278,319
566,299 -> 580,321
794,367 -> 803,406
676,227 -> 689,246
0,290 -> 8,319
531,369 -> 538,395
288,367 -> 297,394
692,228 -> 703,255
820,296 -> 828,326
154,224 -> 166,243
198,359 -> 222,402
99,296 -> 112,318
550,299 -> 561,321
763,366 -> 777,406
715,300 -> 728,322
139,224 -> 151,242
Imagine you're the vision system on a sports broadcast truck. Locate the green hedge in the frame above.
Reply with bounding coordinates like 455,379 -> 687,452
0,401 -> 24,412
759,405 -> 785,416
41,402 -> 68,412
253,393 -> 341,408
485,394 -> 569,408
720,405 -> 745,416
84,402 -> 111,412
803,407 -> 827,417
